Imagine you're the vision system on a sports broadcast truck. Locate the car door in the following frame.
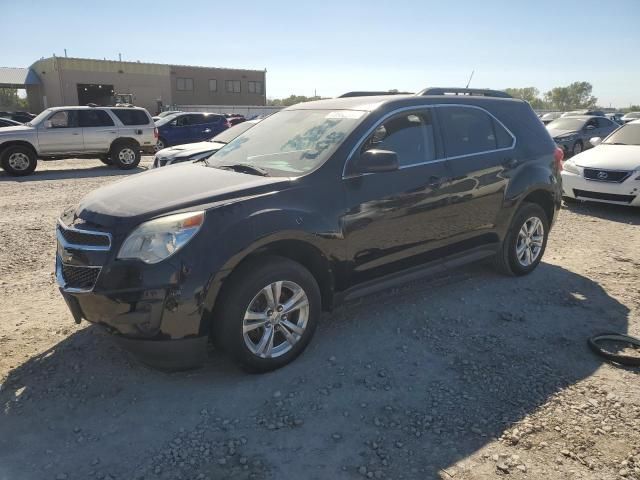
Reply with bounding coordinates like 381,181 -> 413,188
433,105 -> 514,242
36,110 -> 84,155
79,109 -> 117,153
582,117 -> 599,146
165,114 -> 192,146
341,108 -> 455,285
187,114 -> 211,142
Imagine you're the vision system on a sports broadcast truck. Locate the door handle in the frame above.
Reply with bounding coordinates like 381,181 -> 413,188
108,130 -> 117,134
203,128 -> 211,133
72,132 -> 80,135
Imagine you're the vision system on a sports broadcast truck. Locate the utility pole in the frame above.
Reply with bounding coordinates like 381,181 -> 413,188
465,70 -> 475,89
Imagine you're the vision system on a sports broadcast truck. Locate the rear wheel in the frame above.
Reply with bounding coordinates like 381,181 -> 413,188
1,145 -> 37,176
155,138 -> 167,152
493,203 -> 549,276
215,256 -> 321,372
110,141 -> 140,170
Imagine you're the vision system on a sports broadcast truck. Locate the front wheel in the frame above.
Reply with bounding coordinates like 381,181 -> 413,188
1,145 -> 37,176
493,203 -> 549,276
215,256 -> 321,372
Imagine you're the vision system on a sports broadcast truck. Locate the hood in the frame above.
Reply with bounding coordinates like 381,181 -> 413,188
0,125 -> 34,134
76,162 -> 291,228
156,141 -> 225,160
573,144 -> 640,171
547,127 -> 578,138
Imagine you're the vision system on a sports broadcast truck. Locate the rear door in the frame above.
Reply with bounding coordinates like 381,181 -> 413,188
433,105 -> 515,243
79,109 -> 116,153
342,108 -> 455,285
187,114 -> 212,142
36,110 -> 84,154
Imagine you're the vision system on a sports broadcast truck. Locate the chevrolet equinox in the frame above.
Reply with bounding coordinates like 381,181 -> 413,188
56,88 -> 563,371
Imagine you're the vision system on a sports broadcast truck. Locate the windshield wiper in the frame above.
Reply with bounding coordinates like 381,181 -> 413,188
217,163 -> 269,176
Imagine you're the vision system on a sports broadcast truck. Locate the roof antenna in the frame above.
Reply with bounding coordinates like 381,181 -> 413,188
465,69 -> 475,88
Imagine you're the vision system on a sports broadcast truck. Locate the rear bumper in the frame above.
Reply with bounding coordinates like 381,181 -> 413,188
561,171 -> 640,206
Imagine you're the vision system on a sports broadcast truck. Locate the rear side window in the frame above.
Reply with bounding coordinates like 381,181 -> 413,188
79,110 -> 114,127
110,109 -> 150,126
188,114 -> 207,125
438,106 -> 507,157
596,117 -> 613,129
362,110 -> 436,167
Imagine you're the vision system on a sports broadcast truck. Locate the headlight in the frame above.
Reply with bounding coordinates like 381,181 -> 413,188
562,160 -> 580,175
117,211 -> 205,264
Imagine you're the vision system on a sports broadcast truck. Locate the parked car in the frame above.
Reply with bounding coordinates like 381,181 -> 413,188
562,109 -> 606,118
0,106 -> 156,176
546,115 -> 619,157
152,110 -> 182,122
0,117 -> 23,128
227,115 -> 246,126
605,113 -> 624,125
621,112 -> 640,124
0,111 -> 36,123
155,112 -> 230,151
152,119 -> 260,168
561,120 -> 640,207
55,88 -> 561,371
540,112 -> 562,125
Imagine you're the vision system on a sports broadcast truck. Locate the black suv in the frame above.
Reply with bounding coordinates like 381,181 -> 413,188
56,88 -> 562,371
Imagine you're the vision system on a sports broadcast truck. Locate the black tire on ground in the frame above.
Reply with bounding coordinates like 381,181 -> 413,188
0,145 -> 37,176
99,155 -> 113,165
214,256 -> 321,372
572,141 -> 583,157
492,202 -> 550,276
110,141 -> 141,170
155,138 -> 168,152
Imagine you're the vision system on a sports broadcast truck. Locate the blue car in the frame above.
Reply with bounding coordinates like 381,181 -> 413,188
155,112 -> 229,151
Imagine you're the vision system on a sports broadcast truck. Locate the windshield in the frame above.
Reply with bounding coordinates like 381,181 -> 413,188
210,121 -> 257,143
205,109 -> 366,176
28,109 -> 54,126
155,113 -> 180,126
603,124 -> 640,145
547,118 -> 585,131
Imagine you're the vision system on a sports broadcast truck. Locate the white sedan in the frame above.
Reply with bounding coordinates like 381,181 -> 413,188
561,120 -> 640,207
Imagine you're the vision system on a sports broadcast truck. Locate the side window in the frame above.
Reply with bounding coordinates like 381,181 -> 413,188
438,106 -> 499,157
493,119 -> 513,149
596,117 -> 612,129
361,110 -> 436,167
189,114 -> 207,125
79,110 -> 115,127
175,115 -> 190,127
110,109 -> 150,126
48,110 -> 77,128
585,118 -> 598,129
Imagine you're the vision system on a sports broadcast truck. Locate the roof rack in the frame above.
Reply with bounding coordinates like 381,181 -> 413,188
338,91 -> 412,98
416,87 -> 512,99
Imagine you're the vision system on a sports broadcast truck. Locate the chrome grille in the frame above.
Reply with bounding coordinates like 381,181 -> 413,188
57,221 -> 111,250
583,168 -> 631,183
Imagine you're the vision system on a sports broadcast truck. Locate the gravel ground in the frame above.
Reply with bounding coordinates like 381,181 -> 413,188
0,158 -> 639,480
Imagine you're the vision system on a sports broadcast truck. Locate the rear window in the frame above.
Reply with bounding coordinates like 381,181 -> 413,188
110,109 -> 150,126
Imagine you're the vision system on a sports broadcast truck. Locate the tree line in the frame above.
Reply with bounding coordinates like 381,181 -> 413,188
268,83 -> 639,112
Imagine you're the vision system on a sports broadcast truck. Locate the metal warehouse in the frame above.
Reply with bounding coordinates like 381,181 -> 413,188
0,57 -> 267,114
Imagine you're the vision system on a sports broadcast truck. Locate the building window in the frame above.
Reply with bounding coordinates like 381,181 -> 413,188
248,81 -> 263,94
209,79 -> 217,92
225,80 -> 241,93
176,78 -> 193,91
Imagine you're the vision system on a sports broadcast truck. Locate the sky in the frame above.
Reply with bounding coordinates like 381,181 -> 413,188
3,0 -> 640,107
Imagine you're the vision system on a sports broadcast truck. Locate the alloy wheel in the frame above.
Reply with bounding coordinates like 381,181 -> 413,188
242,280 -> 309,359
7,152 -> 31,171
118,148 -> 136,165
516,216 -> 544,267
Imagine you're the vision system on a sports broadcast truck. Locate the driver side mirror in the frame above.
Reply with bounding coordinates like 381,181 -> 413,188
589,136 -> 602,147
355,149 -> 399,174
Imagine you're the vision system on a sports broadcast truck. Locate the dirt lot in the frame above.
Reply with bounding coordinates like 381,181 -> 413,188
1,158 -> 639,480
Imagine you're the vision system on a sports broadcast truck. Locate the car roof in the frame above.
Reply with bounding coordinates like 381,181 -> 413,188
284,94 -> 523,112
47,105 -> 148,112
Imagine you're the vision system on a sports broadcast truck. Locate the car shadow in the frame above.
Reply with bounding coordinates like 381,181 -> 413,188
563,200 -> 640,225
0,165 -> 149,182
0,263 -> 630,479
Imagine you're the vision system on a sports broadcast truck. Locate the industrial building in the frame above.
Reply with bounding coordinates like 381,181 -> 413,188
0,57 -> 267,114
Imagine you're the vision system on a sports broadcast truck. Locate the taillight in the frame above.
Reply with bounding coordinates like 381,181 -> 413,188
554,146 -> 564,171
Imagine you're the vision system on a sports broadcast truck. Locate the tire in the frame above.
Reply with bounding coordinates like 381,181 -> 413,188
110,141 -> 140,170
99,155 -> 113,165
493,202 -> 549,276
588,333 -> 640,367
215,256 -> 321,372
1,145 -> 37,176
571,141 -> 583,157
155,138 -> 168,152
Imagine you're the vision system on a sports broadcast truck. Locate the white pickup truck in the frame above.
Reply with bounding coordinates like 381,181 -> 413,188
0,105 -> 157,176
